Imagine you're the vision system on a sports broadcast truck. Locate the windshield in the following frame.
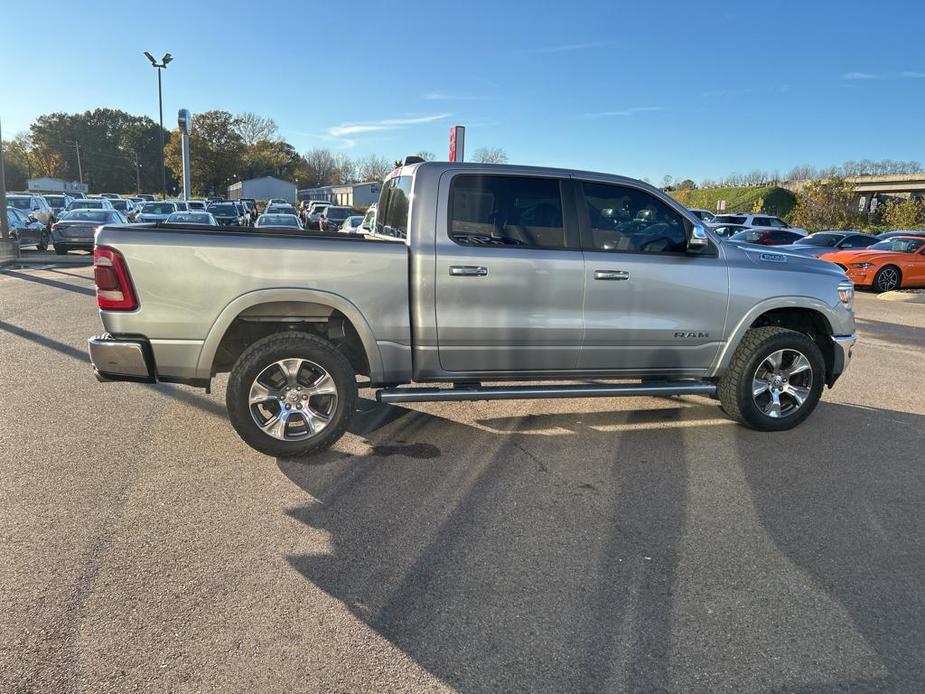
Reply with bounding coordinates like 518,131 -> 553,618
729,230 -> 764,243
110,200 -> 129,210
62,210 -> 110,222
869,238 -> 925,253
257,214 -> 300,227
8,198 -> 31,210
796,233 -> 842,247
141,202 -> 176,214
46,196 -> 66,207
209,204 -> 237,215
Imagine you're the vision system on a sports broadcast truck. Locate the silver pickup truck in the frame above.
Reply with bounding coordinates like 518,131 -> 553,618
88,160 -> 856,457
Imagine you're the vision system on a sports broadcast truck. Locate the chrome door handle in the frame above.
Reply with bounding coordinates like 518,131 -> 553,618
594,270 -> 630,281
450,265 -> 489,277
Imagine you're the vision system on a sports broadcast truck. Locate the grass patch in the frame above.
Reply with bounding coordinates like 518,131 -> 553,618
671,186 -> 797,217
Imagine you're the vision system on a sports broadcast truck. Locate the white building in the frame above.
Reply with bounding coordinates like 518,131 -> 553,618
227,176 -> 297,203
27,177 -> 88,195
297,181 -> 382,208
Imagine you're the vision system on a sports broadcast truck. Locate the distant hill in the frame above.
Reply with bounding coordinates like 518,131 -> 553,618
671,186 -> 797,217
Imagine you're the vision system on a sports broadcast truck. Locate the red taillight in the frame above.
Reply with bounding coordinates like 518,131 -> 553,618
94,246 -> 137,311
52,222 -> 61,231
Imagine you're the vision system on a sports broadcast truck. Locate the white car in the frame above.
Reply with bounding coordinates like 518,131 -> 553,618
712,212 -> 807,236
339,215 -> 366,234
255,213 -> 302,229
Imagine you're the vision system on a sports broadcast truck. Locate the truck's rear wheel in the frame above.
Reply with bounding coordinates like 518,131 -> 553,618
718,327 -> 824,431
226,332 -> 357,457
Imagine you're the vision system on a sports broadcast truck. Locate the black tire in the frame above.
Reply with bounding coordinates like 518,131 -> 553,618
873,265 -> 901,293
37,233 -> 49,252
226,332 -> 357,457
718,326 -> 825,432
54,245 -> 67,255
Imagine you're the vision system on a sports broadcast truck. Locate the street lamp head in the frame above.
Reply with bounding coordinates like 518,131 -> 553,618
143,51 -> 156,66
162,53 -> 173,66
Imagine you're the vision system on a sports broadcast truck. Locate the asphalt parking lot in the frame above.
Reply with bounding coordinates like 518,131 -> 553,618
1,260 -> 923,693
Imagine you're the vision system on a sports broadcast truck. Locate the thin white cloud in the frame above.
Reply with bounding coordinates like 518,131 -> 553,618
584,106 -> 665,118
841,72 -> 877,80
902,71 -> 925,78
517,41 -> 613,55
422,91 -> 487,101
327,113 -> 450,137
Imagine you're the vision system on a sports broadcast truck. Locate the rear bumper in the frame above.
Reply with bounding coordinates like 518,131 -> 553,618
88,334 -> 156,383
827,334 -> 856,386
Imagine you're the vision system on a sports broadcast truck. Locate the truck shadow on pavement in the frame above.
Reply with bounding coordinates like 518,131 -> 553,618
278,398 -> 924,692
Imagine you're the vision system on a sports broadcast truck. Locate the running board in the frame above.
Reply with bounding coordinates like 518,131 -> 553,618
376,381 -> 717,404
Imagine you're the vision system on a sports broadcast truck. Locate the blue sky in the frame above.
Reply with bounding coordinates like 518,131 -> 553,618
2,0 -> 923,181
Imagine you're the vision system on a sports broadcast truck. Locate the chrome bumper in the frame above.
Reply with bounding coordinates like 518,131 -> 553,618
828,334 -> 856,386
88,334 -> 155,383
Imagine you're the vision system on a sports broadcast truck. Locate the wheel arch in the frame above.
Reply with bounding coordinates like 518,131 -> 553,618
196,288 -> 384,383
712,298 -> 839,381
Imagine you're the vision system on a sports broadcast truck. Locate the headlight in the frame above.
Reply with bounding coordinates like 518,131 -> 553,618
837,281 -> 855,307
849,262 -> 875,269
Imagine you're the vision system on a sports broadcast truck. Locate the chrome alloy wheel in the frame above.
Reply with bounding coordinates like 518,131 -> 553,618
248,358 -> 338,441
876,267 -> 900,291
751,349 -> 813,419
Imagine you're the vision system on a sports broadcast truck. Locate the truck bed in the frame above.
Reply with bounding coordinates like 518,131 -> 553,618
95,224 -> 411,383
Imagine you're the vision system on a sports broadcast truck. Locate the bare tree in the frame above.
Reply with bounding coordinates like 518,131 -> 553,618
415,150 -> 437,161
334,153 -> 356,184
472,146 -> 508,164
356,154 -> 392,182
301,148 -> 341,187
660,174 -> 674,190
233,112 -> 279,146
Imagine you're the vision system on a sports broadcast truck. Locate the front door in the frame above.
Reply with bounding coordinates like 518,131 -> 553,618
576,180 -> 729,373
434,173 -> 585,373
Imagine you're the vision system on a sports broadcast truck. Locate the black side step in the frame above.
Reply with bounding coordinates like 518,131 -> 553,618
376,381 -> 716,404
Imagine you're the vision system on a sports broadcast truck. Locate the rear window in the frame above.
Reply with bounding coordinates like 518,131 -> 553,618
8,197 -> 31,210
325,207 -> 351,220
72,200 -> 104,209
141,203 -> 175,214
714,215 -> 747,224
376,176 -> 412,239
209,204 -> 237,214
63,210 -> 109,222
448,174 -> 565,248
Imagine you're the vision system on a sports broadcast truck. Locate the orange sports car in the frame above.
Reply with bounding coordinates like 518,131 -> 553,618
822,235 -> 925,292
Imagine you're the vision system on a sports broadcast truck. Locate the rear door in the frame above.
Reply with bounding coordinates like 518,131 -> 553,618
434,172 -> 585,373
576,180 -> 728,372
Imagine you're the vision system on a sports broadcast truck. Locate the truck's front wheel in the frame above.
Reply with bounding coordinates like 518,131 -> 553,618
718,327 -> 825,431
226,332 -> 357,457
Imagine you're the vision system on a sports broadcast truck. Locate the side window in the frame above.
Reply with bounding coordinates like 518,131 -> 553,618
448,175 -> 566,249
752,216 -> 771,227
375,175 -> 412,239
767,217 -> 788,228
581,181 -> 688,253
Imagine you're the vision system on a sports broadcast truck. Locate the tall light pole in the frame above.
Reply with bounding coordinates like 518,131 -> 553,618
0,118 -> 9,241
144,51 -> 173,199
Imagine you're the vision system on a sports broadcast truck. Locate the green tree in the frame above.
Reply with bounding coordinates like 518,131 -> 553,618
165,110 -> 245,196
882,198 -> 925,229
789,178 -> 864,231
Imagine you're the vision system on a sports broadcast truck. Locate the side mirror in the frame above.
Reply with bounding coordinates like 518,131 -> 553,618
688,223 -> 709,252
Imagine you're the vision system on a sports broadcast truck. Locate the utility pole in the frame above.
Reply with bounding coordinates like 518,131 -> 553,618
134,152 -> 142,193
74,139 -> 83,185
144,51 -> 173,199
